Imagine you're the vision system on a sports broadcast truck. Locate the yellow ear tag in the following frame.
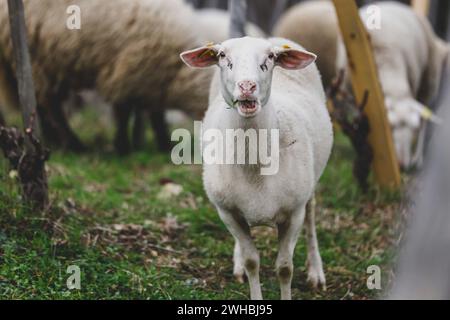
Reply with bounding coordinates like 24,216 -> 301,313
419,107 -> 444,125
282,44 -> 291,49
199,49 -> 215,59
420,107 -> 433,120
198,43 -> 216,58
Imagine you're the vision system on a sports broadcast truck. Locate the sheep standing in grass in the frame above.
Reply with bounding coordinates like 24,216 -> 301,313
337,2 -> 449,169
181,37 -> 333,300
0,0 -> 213,153
273,0 -> 339,89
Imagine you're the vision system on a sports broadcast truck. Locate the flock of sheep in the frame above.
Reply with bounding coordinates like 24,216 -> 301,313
0,0 -> 449,300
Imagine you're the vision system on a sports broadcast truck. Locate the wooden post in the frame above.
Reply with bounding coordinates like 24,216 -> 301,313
269,0 -> 289,32
332,0 -> 401,189
7,0 -> 39,136
411,0 -> 430,16
1,0 -> 49,211
229,0 -> 247,38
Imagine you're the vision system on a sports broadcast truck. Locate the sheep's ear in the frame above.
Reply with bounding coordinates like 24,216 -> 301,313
180,45 -> 219,69
274,47 -> 316,70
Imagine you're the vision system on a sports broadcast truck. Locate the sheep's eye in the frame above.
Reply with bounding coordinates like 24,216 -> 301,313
268,53 -> 275,60
260,63 -> 268,72
227,61 -> 233,70
219,52 -> 226,58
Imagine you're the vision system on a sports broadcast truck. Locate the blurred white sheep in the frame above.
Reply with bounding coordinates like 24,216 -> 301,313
337,2 -> 449,169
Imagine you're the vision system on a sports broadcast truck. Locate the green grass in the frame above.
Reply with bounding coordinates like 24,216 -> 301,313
0,108 -> 402,300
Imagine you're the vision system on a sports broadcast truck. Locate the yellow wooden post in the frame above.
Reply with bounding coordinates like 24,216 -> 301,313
411,0 -> 430,16
332,0 -> 401,189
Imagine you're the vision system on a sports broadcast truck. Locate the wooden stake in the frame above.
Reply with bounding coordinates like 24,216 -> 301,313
229,0 -> 247,38
4,0 -> 49,210
411,0 -> 430,16
7,0 -> 39,137
332,0 -> 401,189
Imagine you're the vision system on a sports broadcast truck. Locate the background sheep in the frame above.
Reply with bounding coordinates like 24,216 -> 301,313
0,0 -> 266,154
0,0 -> 210,153
195,8 -> 265,42
336,2 -> 449,169
273,0 -> 339,89
181,37 -> 333,299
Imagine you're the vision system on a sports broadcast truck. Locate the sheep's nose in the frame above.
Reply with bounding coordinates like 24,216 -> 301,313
238,80 -> 257,95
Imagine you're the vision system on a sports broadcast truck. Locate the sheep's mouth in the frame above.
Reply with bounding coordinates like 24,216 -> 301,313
236,99 -> 261,117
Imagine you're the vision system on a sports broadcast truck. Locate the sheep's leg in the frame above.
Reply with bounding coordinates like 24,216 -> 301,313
49,100 -> 86,152
38,106 -> 64,147
37,103 -> 85,151
113,104 -> 132,155
149,110 -> 171,152
217,208 -> 263,300
305,197 -> 326,290
276,207 -> 305,300
132,107 -> 146,151
0,109 -> 5,126
233,241 -> 245,283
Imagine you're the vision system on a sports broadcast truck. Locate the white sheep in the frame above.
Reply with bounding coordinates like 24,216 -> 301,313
181,37 -> 333,300
337,2 -> 449,169
273,0 -> 339,89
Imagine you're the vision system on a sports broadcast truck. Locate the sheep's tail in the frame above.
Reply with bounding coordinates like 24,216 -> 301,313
0,47 -> 20,116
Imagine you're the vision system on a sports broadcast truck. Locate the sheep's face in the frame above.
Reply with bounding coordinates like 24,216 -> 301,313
180,37 -> 316,118
385,98 -> 423,169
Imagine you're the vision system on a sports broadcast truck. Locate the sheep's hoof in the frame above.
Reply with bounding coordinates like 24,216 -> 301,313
306,268 -> 327,291
234,273 -> 246,284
